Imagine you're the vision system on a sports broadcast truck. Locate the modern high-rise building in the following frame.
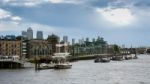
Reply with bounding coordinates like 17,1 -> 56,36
92,38 -> 95,42
63,36 -> 68,43
78,39 -> 82,45
86,37 -> 89,42
27,27 -> 33,40
22,31 -> 27,38
36,31 -> 43,40
72,39 -> 75,45
81,38 -> 84,44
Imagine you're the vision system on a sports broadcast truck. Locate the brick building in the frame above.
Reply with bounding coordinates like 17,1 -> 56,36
0,40 -> 21,57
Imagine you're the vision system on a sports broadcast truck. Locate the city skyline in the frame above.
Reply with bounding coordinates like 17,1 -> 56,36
0,0 -> 150,47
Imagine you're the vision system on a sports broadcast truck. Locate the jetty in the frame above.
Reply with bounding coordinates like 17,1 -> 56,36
0,56 -> 24,69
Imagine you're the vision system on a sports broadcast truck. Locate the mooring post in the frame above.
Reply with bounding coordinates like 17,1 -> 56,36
35,56 -> 37,70
10,62 -> 12,69
35,48 -> 38,70
2,61 -> 3,68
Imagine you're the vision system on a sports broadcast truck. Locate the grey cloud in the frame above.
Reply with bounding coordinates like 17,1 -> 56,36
134,0 -> 150,8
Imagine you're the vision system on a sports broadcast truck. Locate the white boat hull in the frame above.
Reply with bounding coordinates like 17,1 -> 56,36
54,64 -> 72,69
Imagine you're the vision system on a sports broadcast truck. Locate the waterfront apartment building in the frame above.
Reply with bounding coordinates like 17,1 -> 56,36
47,34 -> 59,55
72,36 -> 108,55
0,40 -> 21,58
27,40 -> 52,59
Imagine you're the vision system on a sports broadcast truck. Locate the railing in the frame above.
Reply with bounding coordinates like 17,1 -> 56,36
0,56 -> 23,63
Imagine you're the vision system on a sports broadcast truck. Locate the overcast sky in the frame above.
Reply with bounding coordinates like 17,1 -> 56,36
0,0 -> 150,47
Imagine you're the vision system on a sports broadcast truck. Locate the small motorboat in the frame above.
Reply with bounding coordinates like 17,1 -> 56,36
94,56 -> 110,63
132,56 -> 138,59
124,55 -> 132,60
37,63 -> 55,70
112,56 -> 123,61
100,57 -> 110,63
94,57 -> 101,63
132,54 -> 138,59
54,62 -> 72,69
132,53 -> 138,59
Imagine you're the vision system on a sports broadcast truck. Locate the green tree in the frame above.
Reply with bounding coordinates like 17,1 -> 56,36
113,44 -> 120,54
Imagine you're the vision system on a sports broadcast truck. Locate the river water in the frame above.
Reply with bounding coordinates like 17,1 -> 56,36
0,55 -> 150,84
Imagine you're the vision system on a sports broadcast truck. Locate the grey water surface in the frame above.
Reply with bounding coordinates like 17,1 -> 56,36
0,55 -> 150,84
